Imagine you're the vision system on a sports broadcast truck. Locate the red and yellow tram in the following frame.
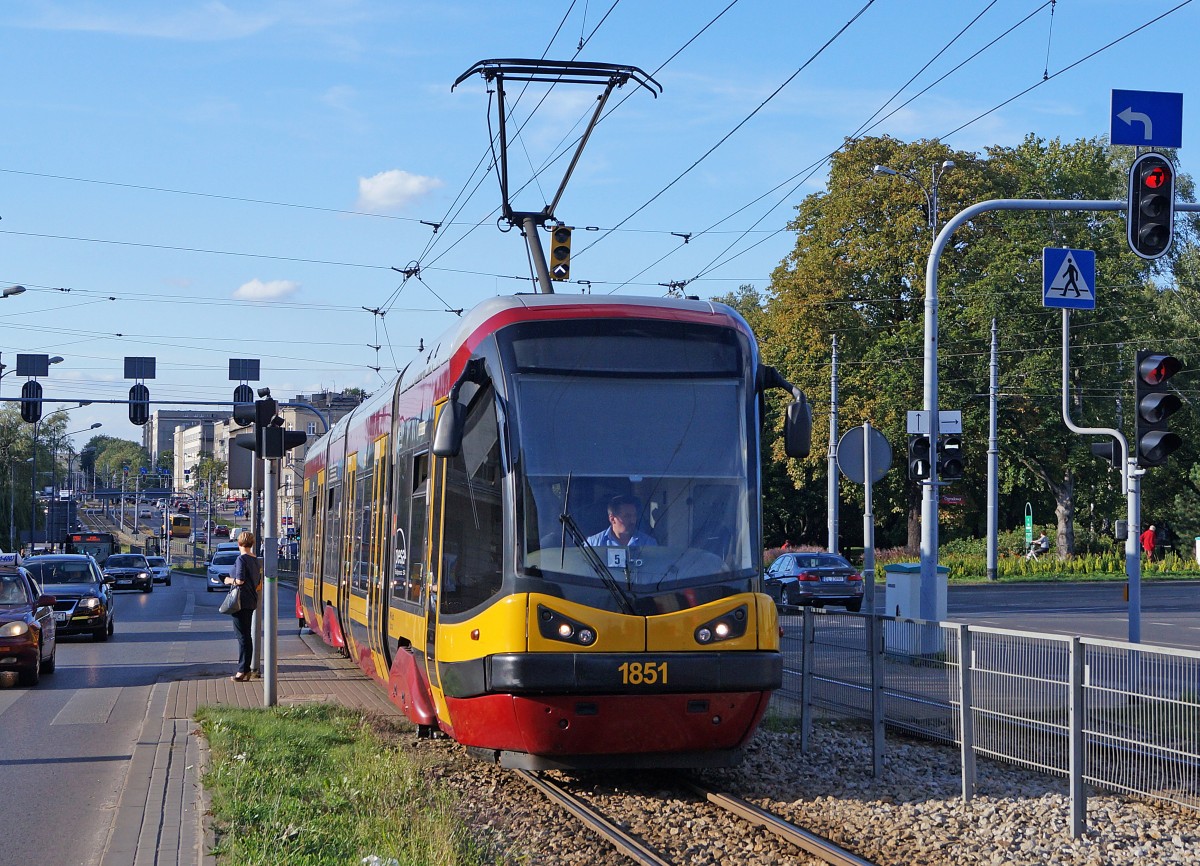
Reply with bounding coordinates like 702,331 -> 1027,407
296,293 -> 809,769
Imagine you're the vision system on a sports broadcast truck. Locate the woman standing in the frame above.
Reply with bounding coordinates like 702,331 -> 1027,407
225,530 -> 260,682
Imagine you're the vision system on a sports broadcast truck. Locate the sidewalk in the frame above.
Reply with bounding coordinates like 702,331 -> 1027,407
101,629 -> 403,866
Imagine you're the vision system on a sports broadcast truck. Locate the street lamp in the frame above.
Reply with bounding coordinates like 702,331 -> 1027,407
58,423 -> 103,495
2,285 -> 26,299
872,160 -> 955,232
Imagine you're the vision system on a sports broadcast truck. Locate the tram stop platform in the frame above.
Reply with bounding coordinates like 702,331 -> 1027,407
100,628 -> 403,866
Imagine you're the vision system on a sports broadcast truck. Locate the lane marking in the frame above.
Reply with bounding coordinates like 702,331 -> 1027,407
52,687 -> 122,725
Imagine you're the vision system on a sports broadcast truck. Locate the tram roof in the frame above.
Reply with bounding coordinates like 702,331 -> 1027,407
401,293 -> 745,393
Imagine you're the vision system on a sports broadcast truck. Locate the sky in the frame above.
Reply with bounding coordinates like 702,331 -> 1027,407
1,0 -> 1198,451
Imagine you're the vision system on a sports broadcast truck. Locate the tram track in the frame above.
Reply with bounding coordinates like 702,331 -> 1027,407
514,769 -> 879,866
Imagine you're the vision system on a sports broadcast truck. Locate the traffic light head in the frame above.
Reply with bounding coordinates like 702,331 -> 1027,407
937,433 -> 963,481
907,434 -> 931,481
19,380 -> 43,424
262,426 -> 307,459
1128,153 -> 1175,260
549,225 -> 572,281
128,383 -> 150,426
1134,349 -> 1183,467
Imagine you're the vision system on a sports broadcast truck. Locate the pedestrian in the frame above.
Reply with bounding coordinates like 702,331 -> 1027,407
1140,524 -> 1157,561
225,530 -> 260,682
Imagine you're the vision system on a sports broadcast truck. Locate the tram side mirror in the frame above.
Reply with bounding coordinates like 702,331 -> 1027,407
432,400 -> 465,458
784,395 -> 811,459
433,356 -> 488,458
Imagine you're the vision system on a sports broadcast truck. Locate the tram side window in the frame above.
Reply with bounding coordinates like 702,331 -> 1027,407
391,452 -> 428,606
440,387 -> 503,616
323,484 -> 343,583
351,468 -> 374,595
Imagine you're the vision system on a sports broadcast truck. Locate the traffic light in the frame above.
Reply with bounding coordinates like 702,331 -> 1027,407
232,383 -> 256,425
1090,440 -> 1121,469
253,396 -> 278,456
937,433 -> 963,481
128,383 -> 150,426
549,225 -> 572,281
1127,152 -> 1175,260
19,380 -> 42,423
1134,349 -> 1183,467
907,434 -> 931,480
262,427 -> 307,458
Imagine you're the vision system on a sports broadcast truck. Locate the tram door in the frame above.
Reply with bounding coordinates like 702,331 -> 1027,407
365,437 -> 391,677
424,435 -> 448,718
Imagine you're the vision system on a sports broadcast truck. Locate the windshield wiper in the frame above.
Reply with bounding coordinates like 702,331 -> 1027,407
559,511 -> 636,616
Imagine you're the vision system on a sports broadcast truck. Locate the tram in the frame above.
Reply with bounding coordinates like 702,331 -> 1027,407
297,293 -> 810,769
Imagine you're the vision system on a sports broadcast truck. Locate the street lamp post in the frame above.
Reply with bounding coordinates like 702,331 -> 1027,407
871,160 -> 955,616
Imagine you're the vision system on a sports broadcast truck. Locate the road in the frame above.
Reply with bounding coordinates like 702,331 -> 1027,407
0,568 -> 297,866
855,579 -> 1200,650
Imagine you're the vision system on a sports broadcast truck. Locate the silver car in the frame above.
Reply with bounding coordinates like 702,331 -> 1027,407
146,555 -> 172,586
206,551 -> 239,592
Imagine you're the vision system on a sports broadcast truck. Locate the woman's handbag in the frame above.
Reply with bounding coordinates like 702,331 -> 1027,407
219,585 -> 242,615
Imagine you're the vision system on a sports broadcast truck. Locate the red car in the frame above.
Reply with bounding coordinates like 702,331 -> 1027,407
0,557 -> 58,686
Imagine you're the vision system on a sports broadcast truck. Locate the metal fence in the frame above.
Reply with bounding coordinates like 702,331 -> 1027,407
768,608 -> 1200,837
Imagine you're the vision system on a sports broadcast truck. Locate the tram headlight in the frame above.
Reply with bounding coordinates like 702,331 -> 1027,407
537,604 -> 599,647
693,604 -> 749,646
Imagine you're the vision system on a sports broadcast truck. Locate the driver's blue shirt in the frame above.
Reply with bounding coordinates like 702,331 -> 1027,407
586,527 -> 657,547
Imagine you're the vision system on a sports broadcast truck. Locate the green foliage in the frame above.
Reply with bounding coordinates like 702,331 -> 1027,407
744,134 -> 1200,553
196,704 -> 491,865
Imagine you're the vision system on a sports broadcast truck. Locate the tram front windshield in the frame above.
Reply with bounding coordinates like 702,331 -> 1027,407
510,323 -> 757,592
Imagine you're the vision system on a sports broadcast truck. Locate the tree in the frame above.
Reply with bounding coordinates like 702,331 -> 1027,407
755,134 -> 1199,554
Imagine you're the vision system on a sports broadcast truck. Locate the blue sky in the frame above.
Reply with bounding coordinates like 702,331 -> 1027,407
1,0 -> 1197,448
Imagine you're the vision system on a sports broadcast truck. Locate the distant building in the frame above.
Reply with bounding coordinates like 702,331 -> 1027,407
145,410 -> 230,465
173,422 -> 214,493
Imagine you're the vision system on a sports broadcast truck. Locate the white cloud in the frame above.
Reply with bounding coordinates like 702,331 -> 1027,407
24,1 -> 275,40
233,278 -> 299,301
355,169 -> 443,213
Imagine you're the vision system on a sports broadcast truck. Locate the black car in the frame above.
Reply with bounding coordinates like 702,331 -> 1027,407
0,557 -> 57,685
103,553 -> 154,593
23,554 -> 115,641
764,551 -> 864,612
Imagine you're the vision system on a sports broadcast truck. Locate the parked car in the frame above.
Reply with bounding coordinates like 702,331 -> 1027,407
103,553 -> 154,593
764,551 -> 864,612
145,555 -> 172,586
23,554 -> 115,641
206,551 -> 240,592
0,553 -> 57,685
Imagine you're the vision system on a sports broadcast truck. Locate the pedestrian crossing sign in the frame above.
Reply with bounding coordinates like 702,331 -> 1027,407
1043,247 -> 1096,310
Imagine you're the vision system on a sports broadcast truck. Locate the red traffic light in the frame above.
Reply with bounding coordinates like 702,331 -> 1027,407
1139,353 -> 1182,386
1143,164 -> 1170,189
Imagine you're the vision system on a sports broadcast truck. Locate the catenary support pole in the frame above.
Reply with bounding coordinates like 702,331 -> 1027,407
986,319 -> 999,581
827,336 -> 839,552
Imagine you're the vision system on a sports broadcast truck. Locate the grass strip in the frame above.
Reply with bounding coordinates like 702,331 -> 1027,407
196,704 -> 491,866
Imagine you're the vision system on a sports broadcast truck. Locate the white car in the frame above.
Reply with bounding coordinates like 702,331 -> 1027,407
138,508 -> 153,518
146,555 -> 172,586
206,551 -> 239,592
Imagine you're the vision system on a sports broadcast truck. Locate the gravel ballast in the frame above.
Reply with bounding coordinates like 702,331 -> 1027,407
433,721 -> 1200,865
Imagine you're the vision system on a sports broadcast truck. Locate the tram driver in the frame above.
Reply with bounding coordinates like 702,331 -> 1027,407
586,494 -> 658,548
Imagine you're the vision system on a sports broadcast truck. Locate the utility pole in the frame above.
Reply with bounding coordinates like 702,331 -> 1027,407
827,336 -> 839,552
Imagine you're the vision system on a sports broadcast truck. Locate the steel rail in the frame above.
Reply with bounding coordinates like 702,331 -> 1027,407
514,770 -> 673,866
698,786 -> 879,866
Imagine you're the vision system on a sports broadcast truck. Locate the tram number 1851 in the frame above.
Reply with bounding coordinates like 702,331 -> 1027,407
618,661 -> 668,685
